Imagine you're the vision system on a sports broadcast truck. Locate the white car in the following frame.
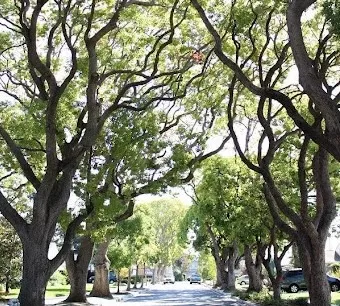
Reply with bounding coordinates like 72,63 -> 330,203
237,275 -> 249,285
163,275 -> 175,284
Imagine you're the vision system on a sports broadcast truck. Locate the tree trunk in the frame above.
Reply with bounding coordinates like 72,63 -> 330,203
152,265 -> 157,284
215,263 -> 222,287
18,245 -> 51,306
291,242 -> 301,267
227,241 -> 238,291
140,262 -> 145,289
90,240 -> 112,298
207,226 -> 228,289
5,273 -> 10,294
117,271 -> 120,294
244,244 -> 262,292
298,237 -> 330,306
127,267 -> 132,291
133,263 -> 139,289
65,235 -> 94,302
216,260 -> 228,290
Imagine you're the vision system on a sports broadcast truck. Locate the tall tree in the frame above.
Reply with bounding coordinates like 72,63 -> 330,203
137,199 -> 188,283
188,2 -> 339,305
0,0 -> 230,304
190,0 -> 340,162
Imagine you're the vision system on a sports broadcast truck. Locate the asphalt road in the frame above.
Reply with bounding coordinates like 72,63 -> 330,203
115,282 -> 255,306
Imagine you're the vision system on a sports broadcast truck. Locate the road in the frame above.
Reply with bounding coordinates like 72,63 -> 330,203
114,282 -> 254,306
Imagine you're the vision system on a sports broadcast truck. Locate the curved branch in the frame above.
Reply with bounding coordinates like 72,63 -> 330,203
0,125 -> 40,189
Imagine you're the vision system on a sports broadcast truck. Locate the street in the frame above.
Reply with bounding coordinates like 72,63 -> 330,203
115,282 -> 254,306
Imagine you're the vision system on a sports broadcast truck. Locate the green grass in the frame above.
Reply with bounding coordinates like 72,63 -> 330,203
0,284 -> 99,301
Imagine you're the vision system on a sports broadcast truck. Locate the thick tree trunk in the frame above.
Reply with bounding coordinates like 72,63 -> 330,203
216,261 -> 228,290
18,246 -> 51,306
298,238 -> 330,306
65,235 -> 94,302
152,265 -> 157,284
272,280 -> 281,300
244,244 -> 262,292
90,240 -> 112,298
227,241 -> 238,291
207,227 -> 228,289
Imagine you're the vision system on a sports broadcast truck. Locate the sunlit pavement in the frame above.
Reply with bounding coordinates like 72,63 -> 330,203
44,282 -> 255,305
114,282 -> 255,306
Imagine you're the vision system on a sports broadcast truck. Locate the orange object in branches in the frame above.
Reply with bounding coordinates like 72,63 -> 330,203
191,50 -> 204,64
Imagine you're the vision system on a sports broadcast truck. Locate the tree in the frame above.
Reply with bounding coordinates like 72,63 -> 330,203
137,199 -> 188,283
191,0 -> 340,162
107,241 -> 132,294
183,156 -> 270,291
198,250 -> 216,281
0,0 -> 230,304
0,217 -> 22,294
189,2 -> 339,305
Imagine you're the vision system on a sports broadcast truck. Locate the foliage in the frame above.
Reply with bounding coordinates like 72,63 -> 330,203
48,271 -> 68,287
0,217 -> 22,291
323,0 -> 340,36
135,199 -> 188,267
198,250 -> 216,280
234,289 -> 309,306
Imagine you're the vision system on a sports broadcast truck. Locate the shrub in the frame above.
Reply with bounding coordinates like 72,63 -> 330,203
234,288 -> 309,306
48,270 -> 68,286
329,263 -> 340,278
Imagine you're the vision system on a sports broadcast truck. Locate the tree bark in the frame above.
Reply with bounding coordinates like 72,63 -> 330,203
291,242 -> 301,268
298,237 -> 330,306
244,244 -> 263,292
18,245 -> 52,306
90,240 -> 112,298
206,225 -> 228,289
65,235 -> 94,302
227,241 -> 238,291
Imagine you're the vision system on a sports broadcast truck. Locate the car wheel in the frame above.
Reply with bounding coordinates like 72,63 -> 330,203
109,280 -> 114,284
330,283 -> 340,292
190,282 -> 192,284
240,281 -> 246,285
289,284 -> 299,293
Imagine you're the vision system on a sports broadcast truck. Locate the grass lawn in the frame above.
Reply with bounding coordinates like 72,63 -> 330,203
282,291 -> 340,305
0,284 -> 100,301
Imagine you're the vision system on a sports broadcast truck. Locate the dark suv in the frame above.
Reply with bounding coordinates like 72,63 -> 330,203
281,268 -> 340,293
87,271 -> 117,284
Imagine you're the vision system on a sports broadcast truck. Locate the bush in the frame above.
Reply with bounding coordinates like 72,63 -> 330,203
234,289 -> 309,306
329,263 -> 340,278
48,270 -> 68,286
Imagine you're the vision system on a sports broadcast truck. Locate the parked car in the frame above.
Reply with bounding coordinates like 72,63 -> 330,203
87,271 -> 117,284
189,274 -> 201,284
237,275 -> 249,285
281,268 -> 340,293
163,274 -> 175,284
